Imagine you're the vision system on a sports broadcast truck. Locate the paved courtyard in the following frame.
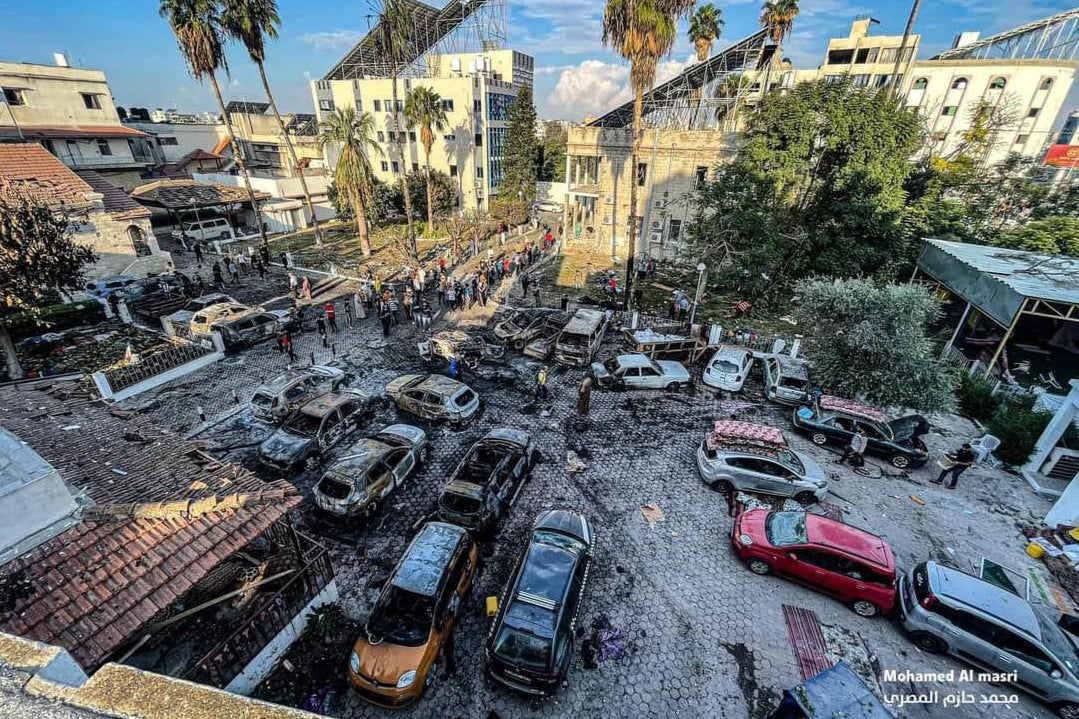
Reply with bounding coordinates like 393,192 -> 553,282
123,259 -> 1062,719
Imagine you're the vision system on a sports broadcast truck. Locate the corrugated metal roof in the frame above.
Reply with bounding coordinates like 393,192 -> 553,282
926,239 -> 1079,305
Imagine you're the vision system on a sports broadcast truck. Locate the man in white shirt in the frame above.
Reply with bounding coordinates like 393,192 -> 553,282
838,427 -> 868,465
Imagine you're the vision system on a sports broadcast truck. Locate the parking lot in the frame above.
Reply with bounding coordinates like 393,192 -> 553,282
124,265 -> 1060,719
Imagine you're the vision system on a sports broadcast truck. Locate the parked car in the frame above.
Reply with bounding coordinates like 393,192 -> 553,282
171,216 -> 233,243
349,522 -> 478,708
190,302 -> 254,335
486,510 -> 594,696
696,420 -> 828,503
386,374 -> 480,423
791,395 -> 929,469
732,509 -> 897,618
522,321 -> 565,360
119,274 -> 190,303
163,293 -> 239,332
702,345 -> 754,392
590,353 -> 691,391
314,424 -> 427,518
554,309 -> 607,366
898,560 -> 1079,716
494,309 -> 569,350
533,200 -> 563,214
84,275 -> 138,299
761,354 -> 811,405
437,428 -> 537,533
250,366 -> 346,423
212,311 -> 281,352
257,390 -> 374,470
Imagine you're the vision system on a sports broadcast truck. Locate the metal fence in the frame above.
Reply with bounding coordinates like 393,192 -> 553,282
101,339 -> 215,392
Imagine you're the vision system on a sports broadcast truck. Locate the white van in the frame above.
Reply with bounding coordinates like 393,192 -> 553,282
554,309 -> 608,366
172,217 -> 233,243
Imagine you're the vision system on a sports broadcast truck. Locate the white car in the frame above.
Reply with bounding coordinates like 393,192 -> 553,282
533,200 -> 563,214
590,353 -> 691,390
703,345 -> 754,392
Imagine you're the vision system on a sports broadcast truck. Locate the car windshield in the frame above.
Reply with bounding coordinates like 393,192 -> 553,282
714,359 -> 740,374
441,492 -> 482,515
1036,610 -> 1079,675
603,358 -> 620,372
534,530 -> 586,553
283,413 -> 322,437
366,586 -> 434,647
493,626 -> 550,670
777,450 -> 805,474
317,475 -> 352,500
765,512 -> 808,546
454,389 -> 476,406
779,376 -> 807,390
251,392 -> 273,409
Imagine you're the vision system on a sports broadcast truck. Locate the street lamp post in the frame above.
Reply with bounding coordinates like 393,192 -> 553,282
689,262 -> 707,327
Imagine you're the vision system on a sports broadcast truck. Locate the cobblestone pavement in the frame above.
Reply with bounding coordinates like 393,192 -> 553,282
124,264 -> 1060,719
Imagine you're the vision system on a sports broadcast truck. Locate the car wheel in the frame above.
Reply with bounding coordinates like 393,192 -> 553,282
366,500 -> 380,516
667,382 -> 683,392
849,600 -> 879,618
794,491 -> 817,505
811,432 -> 828,446
910,631 -> 946,654
891,453 -> 911,469
747,558 -> 772,576
710,479 -> 733,495
1054,702 -> 1079,719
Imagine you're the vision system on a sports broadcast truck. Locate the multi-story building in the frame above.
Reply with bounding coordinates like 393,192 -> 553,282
0,56 -> 157,190
311,48 -> 534,212
817,16 -> 919,90
1059,110 -> 1079,145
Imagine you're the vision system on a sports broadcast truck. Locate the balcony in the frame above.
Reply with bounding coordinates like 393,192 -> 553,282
54,153 -> 153,170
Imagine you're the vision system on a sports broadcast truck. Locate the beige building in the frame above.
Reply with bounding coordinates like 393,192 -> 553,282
0,56 -> 156,190
817,17 -> 919,90
311,49 -> 534,212
564,126 -> 736,259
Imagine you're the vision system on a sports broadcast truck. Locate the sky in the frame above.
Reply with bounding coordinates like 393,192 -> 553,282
1,0 -> 1077,124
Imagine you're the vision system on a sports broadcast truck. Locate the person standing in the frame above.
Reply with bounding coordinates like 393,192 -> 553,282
445,281 -> 456,311
212,262 -> 224,292
379,300 -> 392,337
193,242 -> 204,265
325,301 -> 338,333
521,272 -> 531,298
536,365 -> 549,401
288,271 -> 298,298
438,275 -> 447,307
344,297 -> 354,328
933,443 -> 976,488
389,292 -> 401,325
577,376 -> 592,416
316,313 -> 327,346
279,250 -> 288,268
261,244 -> 270,266
677,295 -> 690,321
403,287 -> 414,321
302,275 -> 312,301
837,427 -> 868,465
418,298 -> 432,332
238,252 -> 248,275
477,276 -> 488,307
228,259 -> 240,285
195,275 -> 206,296
256,258 -> 266,280
282,330 -> 295,364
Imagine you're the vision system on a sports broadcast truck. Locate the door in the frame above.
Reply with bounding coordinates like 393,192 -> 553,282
366,457 -> 395,501
638,364 -> 663,389
401,389 -> 426,416
935,606 -> 1002,670
994,628 -> 1062,699
319,409 -> 344,451
787,549 -> 852,597
752,458 -> 803,497
725,457 -> 770,493
387,447 -> 415,487
857,420 -> 892,456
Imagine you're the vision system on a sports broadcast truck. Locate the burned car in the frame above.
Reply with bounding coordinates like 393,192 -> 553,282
486,510 -> 594,696
386,374 -> 480,423
257,389 -> 374,470
212,310 -> 281,352
437,428 -> 537,533
164,293 -> 238,333
590,353 -> 691,391
792,395 -> 929,469
762,354 -> 811,406
420,330 -> 504,369
250,365 -> 346,423
314,424 -> 428,518
494,309 -> 569,350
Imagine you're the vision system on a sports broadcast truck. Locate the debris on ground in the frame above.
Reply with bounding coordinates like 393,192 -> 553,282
566,449 -> 588,474
639,503 -> 665,528
909,494 -> 926,505
582,615 -> 628,668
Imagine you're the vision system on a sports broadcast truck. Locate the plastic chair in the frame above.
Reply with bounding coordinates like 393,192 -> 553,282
971,434 -> 1001,466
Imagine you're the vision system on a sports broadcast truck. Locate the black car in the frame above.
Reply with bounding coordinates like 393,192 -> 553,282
120,274 -> 191,303
437,428 -> 537,533
791,399 -> 929,469
486,510 -> 594,696
257,390 -> 375,470
214,311 -> 282,352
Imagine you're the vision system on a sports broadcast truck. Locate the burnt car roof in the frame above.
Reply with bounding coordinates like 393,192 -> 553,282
299,390 -> 368,418
392,522 -> 467,597
482,428 -> 531,447
772,355 -> 809,379
325,438 -> 392,475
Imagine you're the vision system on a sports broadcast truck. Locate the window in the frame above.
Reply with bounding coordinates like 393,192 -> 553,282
391,161 -> 399,173
475,133 -> 482,146
476,166 -> 484,178
383,99 -> 392,111
873,75 -> 893,88
827,49 -> 854,65
388,131 -> 396,142
694,166 -> 708,188
449,164 -> 458,177
318,99 -> 334,111
395,100 -> 403,112
851,74 -> 870,88
408,131 -> 416,142
96,139 -> 112,156
669,219 -> 682,240
1040,78 -> 1054,91
997,630 -> 1055,673
441,99 -> 454,112
878,48 -> 898,64
474,99 -> 482,113
854,47 -> 878,64
373,99 -> 381,112
377,131 -> 385,142
989,77 -> 1007,90
380,161 -> 389,172
444,133 -> 456,141
947,609 -> 1000,645
412,162 -> 419,172
1015,134 -> 1029,144
941,106 -> 958,117
487,93 -> 513,121
951,78 -> 968,90
912,77 -> 928,90
355,99 -> 363,111
81,93 -> 101,110
3,88 -> 26,105
1028,107 -> 1040,118
636,162 -> 647,187
159,137 -> 178,146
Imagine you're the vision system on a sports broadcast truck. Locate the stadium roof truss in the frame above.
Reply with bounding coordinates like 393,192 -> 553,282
587,29 -> 773,130
933,8 -> 1079,62
322,0 -> 503,81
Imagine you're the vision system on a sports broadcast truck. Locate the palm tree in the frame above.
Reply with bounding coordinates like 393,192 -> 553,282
221,0 -> 325,247
318,108 -> 381,257
713,73 -> 752,130
758,0 -> 800,95
602,0 -> 694,309
404,86 -> 449,235
160,0 -> 266,245
379,0 -> 418,262
688,4 -> 724,61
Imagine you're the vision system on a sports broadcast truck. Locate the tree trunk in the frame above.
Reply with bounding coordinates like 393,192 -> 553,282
0,323 -> 23,381
424,146 -> 435,235
351,186 -> 371,256
208,74 -> 268,245
390,69 -> 417,263
624,91 -> 644,312
256,61 -> 324,247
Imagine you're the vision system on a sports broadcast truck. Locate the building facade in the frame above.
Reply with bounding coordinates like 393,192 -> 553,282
817,17 -> 919,90
0,57 -> 156,190
311,50 -> 534,211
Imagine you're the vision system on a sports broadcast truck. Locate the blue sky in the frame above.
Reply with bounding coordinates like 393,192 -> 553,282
1,0 -> 1076,123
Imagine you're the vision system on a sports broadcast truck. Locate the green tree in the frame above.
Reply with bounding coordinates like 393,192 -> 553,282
318,107 -> 381,256
0,200 -> 97,380
405,169 -> 456,223
794,279 -> 957,412
603,0 -> 695,309
501,85 -> 539,203
159,0 -> 266,245
712,73 -> 752,130
996,216 -> 1079,257
221,0 -> 323,246
758,0 -> 799,92
688,3 -> 723,61
403,86 -> 449,234
537,122 -> 567,182
378,0 -> 418,263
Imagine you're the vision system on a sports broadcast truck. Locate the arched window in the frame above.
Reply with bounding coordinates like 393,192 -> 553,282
128,225 -> 151,257
951,77 -> 968,90
989,77 -> 1006,90
1040,77 -> 1054,90
912,77 -> 928,90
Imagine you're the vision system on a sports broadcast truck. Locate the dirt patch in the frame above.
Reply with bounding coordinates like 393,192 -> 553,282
722,642 -> 781,719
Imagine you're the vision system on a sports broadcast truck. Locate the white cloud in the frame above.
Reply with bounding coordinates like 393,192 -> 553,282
300,30 -> 363,54
541,55 -> 695,120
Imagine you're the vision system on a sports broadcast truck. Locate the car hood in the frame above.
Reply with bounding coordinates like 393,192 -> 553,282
657,361 -> 691,381
889,415 -> 928,442
793,452 -> 827,485
259,431 -> 312,463
493,320 -> 521,339
737,507 -> 771,545
353,637 -> 427,685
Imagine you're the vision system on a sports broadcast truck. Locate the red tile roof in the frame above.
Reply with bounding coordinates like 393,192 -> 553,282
0,143 -> 95,208
0,387 -> 301,669
131,178 -> 270,209
75,171 -> 151,221
0,124 -> 147,140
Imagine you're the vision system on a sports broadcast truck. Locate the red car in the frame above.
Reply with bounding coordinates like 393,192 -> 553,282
731,508 -> 897,617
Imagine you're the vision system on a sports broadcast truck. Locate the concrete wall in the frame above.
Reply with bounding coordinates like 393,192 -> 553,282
73,212 -> 170,279
127,121 -> 229,163
0,61 -> 121,130
193,172 -> 332,201
535,181 -> 567,203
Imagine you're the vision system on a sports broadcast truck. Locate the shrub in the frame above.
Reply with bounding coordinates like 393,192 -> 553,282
956,373 -> 1001,422
986,400 -> 1054,466
6,301 -> 105,339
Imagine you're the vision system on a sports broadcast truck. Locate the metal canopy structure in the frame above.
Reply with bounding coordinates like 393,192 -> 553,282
225,101 -> 270,114
322,0 -> 503,81
933,8 -> 1079,62
587,29 -> 772,130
